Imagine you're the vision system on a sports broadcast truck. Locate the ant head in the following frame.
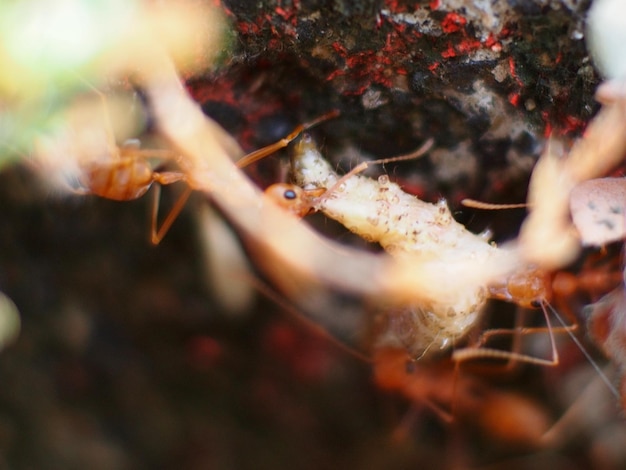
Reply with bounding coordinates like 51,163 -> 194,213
265,183 -> 323,217
505,267 -> 550,309
265,183 -> 303,214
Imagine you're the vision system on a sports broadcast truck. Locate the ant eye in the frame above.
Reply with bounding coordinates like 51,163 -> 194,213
405,361 -> 417,374
284,189 -> 297,200
530,300 -> 542,308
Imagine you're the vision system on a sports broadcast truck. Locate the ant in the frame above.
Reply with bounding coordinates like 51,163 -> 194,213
255,253 -> 611,453
261,133 -> 624,403
371,253 -> 624,451
373,347 -> 552,449
213,119 -> 624,453
263,135 -> 551,359
253,273 -> 554,450
34,82 -> 339,245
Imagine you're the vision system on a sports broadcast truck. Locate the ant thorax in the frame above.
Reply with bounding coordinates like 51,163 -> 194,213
290,136 -> 521,357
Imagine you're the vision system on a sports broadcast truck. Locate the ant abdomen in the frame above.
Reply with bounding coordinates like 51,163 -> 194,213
81,157 -> 154,201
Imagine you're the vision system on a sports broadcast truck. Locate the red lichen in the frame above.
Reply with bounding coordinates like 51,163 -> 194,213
508,92 -> 520,107
441,13 -> 467,34
325,30 -> 417,94
429,0 -> 441,10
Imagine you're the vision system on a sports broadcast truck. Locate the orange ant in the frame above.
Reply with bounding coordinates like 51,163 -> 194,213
262,136 -> 550,359
253,275 -> 554,450
241,130 -> 626,451
36,82 -> 339,245
259,133 -> 624,406
72,142 -> 188,245
254,259 -> 590,452
371,256 -> 624,451
373,347 -> 552,449
452,260 -> 620,383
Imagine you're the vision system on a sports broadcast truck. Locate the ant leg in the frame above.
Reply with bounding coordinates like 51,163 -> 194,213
234,110 -> 340,169
148,171 -> 189,245
461,199 -> 528,210
248,276 -> 372,363
149,185 -> 192,246
148,110 -> 338,243
393,400 -> 454,442
455,301 -> 618,399
452,303 -> 565,367
471,321 -> 577,351
345,139 -> 434,178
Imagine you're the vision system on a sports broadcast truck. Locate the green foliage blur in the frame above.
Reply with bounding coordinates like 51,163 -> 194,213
0,0 -> 232,168
0,0 -> 137,164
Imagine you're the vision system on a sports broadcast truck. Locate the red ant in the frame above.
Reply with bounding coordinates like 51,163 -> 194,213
372,253 -> 624,450
261,135 -> 617,374
253,275 -> 554,449
373,347 -> 552,448
258,135 -> 625,421
41,83 -> 339,245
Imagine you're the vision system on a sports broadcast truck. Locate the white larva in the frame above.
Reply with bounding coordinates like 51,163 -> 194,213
286,135 -> 530,358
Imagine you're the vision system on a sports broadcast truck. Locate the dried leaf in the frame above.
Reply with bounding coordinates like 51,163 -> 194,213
570,178 -> 626,246
520,99 -> 626,269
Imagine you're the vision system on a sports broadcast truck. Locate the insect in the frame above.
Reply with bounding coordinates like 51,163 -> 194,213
140,61 -> 626,463
264,134 -> 560,362
34,82 -> 339,245
263,133 -> 626,411
32,87 -> 187,244
254,270 -> 553,449
255,260 -> 573,452
72,143 -> 189,245
373,347 -> 552,448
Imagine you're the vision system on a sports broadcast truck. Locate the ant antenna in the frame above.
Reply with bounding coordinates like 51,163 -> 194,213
545,301 -> 620,399
462,199 -> 529,210
235,110 -> 340,169
244,276 -> 373,364
319,138 -> 434,202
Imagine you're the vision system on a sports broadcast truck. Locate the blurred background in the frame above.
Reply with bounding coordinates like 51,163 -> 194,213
0,0 -> 625,468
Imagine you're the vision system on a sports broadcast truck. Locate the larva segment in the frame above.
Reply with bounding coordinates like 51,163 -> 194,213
289,135 -> 524,357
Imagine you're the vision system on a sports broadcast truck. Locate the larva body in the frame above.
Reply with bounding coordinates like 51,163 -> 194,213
290,136 -> 523,357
